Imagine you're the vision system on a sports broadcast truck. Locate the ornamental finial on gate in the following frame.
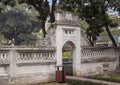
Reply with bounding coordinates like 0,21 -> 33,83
54,11 -> 80,26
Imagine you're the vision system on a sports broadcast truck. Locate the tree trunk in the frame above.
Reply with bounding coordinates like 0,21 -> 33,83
41,20 -> 47,38
88,36 -> 94,47
105,25 -> 117,47
50,0 -> 57,27
27,0 -> 48,38
89,39 -> 94,47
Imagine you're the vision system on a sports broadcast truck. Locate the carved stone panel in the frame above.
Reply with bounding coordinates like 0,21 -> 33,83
55,11 -> 80,26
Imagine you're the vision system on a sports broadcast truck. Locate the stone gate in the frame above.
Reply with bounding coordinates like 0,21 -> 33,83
39,11 -> 82,76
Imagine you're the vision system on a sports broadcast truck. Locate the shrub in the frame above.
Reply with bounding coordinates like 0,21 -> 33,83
87,75 -> 120,83
66,79 -> 106,85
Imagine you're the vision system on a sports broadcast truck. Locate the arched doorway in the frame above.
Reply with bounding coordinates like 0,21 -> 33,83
62,41 -> 76,76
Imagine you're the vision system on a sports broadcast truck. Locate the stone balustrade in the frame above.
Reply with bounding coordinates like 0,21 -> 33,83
0,46 -> 56,84
0,50 -> 9,65
17,50 -> 55,64
0,46 -> 56,64
81,47 -> 117,63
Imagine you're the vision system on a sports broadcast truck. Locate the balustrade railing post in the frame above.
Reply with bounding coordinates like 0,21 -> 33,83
116,49 -> 120,68
9,47 -> 17,78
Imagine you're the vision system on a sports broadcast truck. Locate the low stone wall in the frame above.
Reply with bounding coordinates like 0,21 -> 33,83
81,47 -> 120,76
0,46 -> 56,85
0,46 -> 120,84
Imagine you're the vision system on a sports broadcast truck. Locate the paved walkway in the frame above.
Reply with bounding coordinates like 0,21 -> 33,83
67,76 -> 120,85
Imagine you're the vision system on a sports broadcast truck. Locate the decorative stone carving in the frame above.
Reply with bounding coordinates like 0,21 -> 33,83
17,50 -> 55,64
55,11 -> 80,26
39,27 -> 56,48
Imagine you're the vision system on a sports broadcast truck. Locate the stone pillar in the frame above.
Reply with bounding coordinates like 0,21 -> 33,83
56,26 -> 63,67
9,47 -> 17,79
73,28 -> 81,76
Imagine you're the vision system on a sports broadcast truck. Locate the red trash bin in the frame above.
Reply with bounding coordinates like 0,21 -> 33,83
55,66 -> 66,83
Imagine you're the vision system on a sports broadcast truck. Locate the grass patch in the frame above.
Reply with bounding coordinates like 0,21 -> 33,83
66,79 -> 106,85
87,74 -> 120,83
36,79 -> 106,85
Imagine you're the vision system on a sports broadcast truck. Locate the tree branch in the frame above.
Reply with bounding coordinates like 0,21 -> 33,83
50,0 -> 57,23
28,0 -> 39,11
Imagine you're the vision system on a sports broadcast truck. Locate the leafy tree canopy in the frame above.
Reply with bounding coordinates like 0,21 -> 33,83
0,0 -> 58,37
0,9 -> 40,45
59,0 -> 120,47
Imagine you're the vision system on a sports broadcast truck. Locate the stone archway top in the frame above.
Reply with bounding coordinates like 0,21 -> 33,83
54,10 -> 80,26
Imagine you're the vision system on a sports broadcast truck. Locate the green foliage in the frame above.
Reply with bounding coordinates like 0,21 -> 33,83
109,22 -> 118,27
36,79 -> 105,85
0,0 -> 18,7
82,2 -> 105,46
14,3 -> 39,18
87,74 -> 120,83
58,0 -> 82,12
0,34 -> 4,40
108,0 -> 120,12
18,0 -> 57,37
0,0 -> 58,37
20,0 -> 50,21
109,17 -> 120,27
0,10 -> 40,45
17,33 -> 37,45
0,0 -> 19,13
62,52 -> 72,58
66,79 -> 106,85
